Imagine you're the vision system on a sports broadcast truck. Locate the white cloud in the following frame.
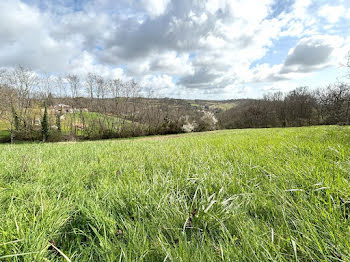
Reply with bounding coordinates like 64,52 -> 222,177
140,74 -> 178,97
293,0 -> 312,18
249,34 -> 347,85
0,0 -> 349,99
141,0 -> 171,17
318,4 -> 347,23
0,0 -> 86,72
262,81 -> 297,93
149,52 -> 194,76
68,51 -> 128,80
250,64 -> 284,82
346,9 -> 350,19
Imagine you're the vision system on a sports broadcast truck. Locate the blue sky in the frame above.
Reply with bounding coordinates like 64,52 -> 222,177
0,0 -> 349,99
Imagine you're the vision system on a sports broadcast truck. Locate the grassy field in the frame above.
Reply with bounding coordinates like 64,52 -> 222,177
0,120 -> 9,141
0,126 -> 350,261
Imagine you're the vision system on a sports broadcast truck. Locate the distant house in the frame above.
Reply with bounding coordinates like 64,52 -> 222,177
34,119 -> 41,126
74,123 -> 85,130
52,104 -> 89,114
53,104 -> 72,114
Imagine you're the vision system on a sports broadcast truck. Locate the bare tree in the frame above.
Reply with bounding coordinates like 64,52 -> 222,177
108,78 -> 125,133
40,72 -> 55,105
10,66 -> 38,121
320,83 -> 350,125
129,80 -> 141,127
55,75 -> 68,98
66,74 -> 80,99
86,72 -> 96,111
285,87 -> 316,126
65,74 -> 80,135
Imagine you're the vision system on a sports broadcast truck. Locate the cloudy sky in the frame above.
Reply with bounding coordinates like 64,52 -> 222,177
1,0 -> 350,99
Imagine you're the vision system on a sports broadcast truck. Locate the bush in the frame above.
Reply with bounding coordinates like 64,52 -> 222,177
47,130 -> 63,142
12,129 -> 42,142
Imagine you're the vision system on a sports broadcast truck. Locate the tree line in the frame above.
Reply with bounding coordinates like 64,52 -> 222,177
0,67 -> 216,143
218,83 -> 350,129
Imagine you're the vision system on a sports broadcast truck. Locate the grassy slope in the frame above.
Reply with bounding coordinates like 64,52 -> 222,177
0,126 -> 350,261
0,120 -> 9,140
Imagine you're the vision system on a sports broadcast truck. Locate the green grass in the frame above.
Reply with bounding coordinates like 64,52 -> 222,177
62,112 -> 134,132
208,102 -> 237,111
65,111 -> 120,121
0,120 -> 9,140
0,126 -> 350,261
0,130 -> 9,139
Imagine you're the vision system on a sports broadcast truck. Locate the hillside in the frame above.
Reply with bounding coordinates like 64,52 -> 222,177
0,97 -> 245,142
1,126 -> 350,261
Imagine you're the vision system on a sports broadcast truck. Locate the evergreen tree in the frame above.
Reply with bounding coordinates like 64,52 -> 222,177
56,114 -> 61,133
42,104 -> 49,142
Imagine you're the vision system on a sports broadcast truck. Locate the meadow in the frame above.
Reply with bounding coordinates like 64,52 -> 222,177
0,120 -> 9,141
0,126 -> 349,261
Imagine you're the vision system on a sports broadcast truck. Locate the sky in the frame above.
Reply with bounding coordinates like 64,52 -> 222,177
0,0 -> 350,99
